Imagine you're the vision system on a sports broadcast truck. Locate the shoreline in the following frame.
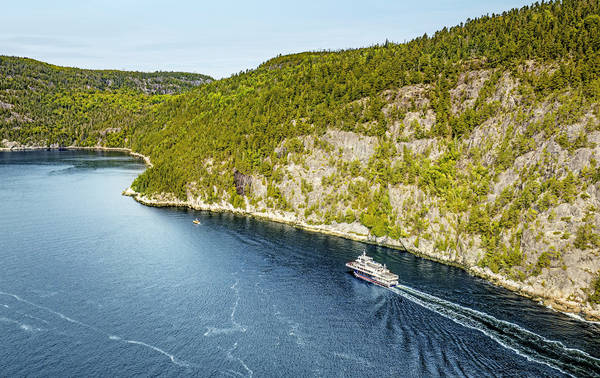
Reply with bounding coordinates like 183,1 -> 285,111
2,145 -> 599,321
0,144 -> 152,167
124,187 -> 600,323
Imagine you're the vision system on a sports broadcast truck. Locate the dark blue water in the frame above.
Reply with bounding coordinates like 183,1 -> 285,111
1,151 -> 599,377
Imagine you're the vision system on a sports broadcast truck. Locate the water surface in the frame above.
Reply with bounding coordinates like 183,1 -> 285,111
1,151 -> 599,377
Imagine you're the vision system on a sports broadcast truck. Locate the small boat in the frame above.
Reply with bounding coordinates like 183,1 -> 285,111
346,251 -> 398,288
192,219 -> 201,225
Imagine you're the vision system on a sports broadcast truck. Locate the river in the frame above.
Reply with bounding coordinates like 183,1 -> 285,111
1,150 -> 599,377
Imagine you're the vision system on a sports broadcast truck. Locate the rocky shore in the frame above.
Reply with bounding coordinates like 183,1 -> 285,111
123,185 -> 600,322
4,140 -> 599,321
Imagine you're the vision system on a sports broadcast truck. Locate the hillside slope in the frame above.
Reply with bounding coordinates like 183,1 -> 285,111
4,0 -> 600,319
0,56 -> 212,147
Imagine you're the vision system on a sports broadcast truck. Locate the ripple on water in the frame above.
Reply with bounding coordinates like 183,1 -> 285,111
1,151 -> 599,377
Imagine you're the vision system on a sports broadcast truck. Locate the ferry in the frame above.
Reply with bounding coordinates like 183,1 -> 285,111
346,251 -> 399,288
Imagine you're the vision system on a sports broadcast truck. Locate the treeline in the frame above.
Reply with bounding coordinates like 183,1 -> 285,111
130,0 -> 600,196
0,56 -> 212,146
3,1 -> 600,298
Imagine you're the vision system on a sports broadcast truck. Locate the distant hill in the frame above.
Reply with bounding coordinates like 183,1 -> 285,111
0,56 -> 212,146
3,0 -> 600,319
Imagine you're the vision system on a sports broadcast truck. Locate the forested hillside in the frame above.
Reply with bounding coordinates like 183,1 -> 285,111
4,0 -> 600,318
0,56 -> 212,146
128,0 -> 600,193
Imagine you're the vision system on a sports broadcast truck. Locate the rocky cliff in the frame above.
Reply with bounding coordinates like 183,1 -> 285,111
127,65 -> 600,321
5,1 -> 600,320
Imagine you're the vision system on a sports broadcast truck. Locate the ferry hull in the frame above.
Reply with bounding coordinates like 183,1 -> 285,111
352,270 -> 396,288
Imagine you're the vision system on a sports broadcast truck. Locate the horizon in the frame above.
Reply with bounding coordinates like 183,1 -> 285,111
1,0 -> 533,79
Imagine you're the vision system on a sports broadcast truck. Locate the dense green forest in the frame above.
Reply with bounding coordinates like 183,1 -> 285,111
3,0 -> 600,310
0,56 -> 211,146
128,0 -> 600,194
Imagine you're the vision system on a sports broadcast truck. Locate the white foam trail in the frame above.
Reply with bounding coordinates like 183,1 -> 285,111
272,305 -> 305,346
16,311 -> 49,324
0,290 -> 191,368
561,311 -> 600,325
288,323 -> 304,345
206,280 -> 253,376
108,333 -> 190,366
223,370 -> 245,377
204,327 -> 242,336
204,279 -> 246,337
0,290 -> 97,331
226,342 -> 253,376
25,314 -> 48,324
1,304 -> 9,308
389,284 -> 600,377
0,317 -> 43,332
123,339 -> 190,367
229,280 -> 246,331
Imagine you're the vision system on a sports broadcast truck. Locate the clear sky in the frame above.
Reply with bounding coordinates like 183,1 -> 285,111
1,0 -> 534,79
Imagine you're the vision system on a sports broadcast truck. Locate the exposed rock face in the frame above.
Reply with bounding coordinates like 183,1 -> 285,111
323,130 -> 377,163
144,67 -> 600,321
100,127 -> 122,136
0,140 -> 45,150
233,170 -> 252,196
0,101 -> 13,110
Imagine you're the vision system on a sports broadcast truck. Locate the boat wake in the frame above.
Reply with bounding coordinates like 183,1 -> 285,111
225,342 -> 253,376
205,279 -> 253,376
0,316 -> 44,332
204,279 -> 247,337
272,305 -> 306,346
119,338 -> 190,367
388,284 -> 600,377
0,290 -> 192,368
0,291 -> 98,331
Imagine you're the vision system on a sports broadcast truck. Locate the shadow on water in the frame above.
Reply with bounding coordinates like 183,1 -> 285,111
0,150 -> 145,170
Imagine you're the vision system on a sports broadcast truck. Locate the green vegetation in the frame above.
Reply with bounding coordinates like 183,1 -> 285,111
358,188 -> 394,238
590,273 -> 600,304
0,56 -> 211,146
4,1 -> 600,289
122,0 -> 600,203
532,246 -> 562,276
574,222 -> 600,250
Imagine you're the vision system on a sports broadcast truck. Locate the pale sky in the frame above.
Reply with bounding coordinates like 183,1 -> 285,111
0,0 -> 534,78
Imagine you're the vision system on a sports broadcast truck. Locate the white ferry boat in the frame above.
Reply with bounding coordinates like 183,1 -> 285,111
346,251 -> 399,288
